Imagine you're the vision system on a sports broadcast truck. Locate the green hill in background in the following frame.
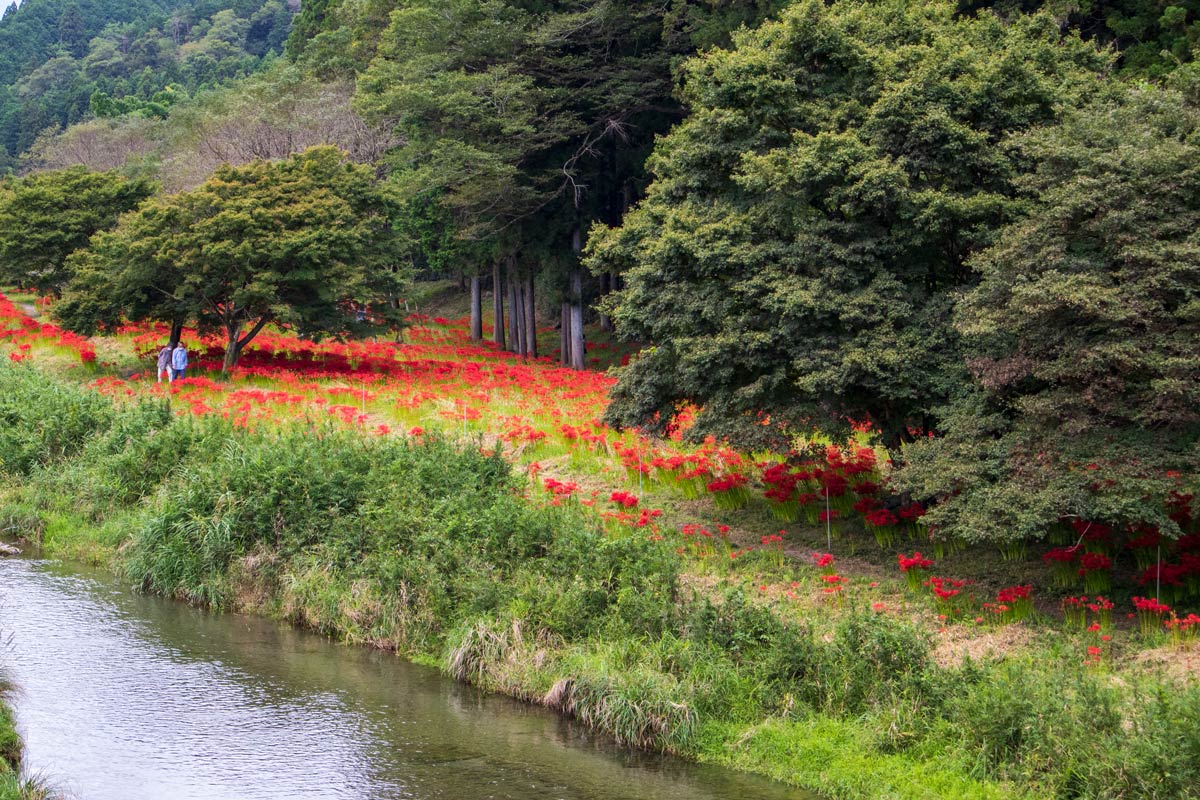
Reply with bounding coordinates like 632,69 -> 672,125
0,0 -> 295,168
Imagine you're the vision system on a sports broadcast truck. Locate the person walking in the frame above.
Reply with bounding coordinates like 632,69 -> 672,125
156,342 -> 173,383
171,341 -> 188,381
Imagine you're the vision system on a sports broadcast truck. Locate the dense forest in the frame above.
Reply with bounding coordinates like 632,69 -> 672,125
1,0 -> 1198,546
0,0 -> 297,168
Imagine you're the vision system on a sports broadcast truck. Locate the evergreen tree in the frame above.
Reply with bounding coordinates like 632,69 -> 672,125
57,4 -> 87,58
898,83 -> 1200,541
588,0 -> 1109,448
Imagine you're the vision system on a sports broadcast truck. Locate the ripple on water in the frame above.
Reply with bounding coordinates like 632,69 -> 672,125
0,558 -> 811,800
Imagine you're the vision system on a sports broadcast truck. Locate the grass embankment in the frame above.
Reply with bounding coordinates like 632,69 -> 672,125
0,682 -> 52,800
0,693 -> 21,799
2,365 -> 1199,800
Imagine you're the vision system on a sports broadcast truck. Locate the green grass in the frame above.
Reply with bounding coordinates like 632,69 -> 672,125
2,362 -> 1199,800
699,716 -> 1025,800
0,680 -> 56,800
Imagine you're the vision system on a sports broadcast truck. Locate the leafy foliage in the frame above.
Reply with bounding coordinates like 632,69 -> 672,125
897,83 -> 1200,541
0,0 -> 296,165
353,0 -> 785,313
0,361 -> 114,477
590,0 -> 1110,448
58,146 -> 407,369
0,166 -> 154,295
965,0 -> 1200,77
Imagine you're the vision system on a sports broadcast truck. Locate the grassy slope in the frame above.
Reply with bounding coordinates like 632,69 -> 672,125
2,289 -> 1199,799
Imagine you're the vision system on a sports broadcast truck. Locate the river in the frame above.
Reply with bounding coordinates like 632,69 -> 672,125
0,557 -> 810,800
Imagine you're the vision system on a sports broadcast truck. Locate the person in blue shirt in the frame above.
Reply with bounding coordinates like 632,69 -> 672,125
171,341 -> 188,380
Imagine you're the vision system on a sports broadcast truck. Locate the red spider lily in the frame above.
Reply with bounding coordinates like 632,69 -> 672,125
898,551 -> 934,590
897,552 -> 934,572
924,576 -> 968,617
543,478 -> 580,497
1165,613 -> 1200,648
609,490 -> 639,508
820,573 -> 847,605
1077,552 -> 1112,593
1133,596 -> 1172,635
986,585 -> 1033,624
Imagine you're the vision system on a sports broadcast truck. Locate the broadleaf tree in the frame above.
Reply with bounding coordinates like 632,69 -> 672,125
59,146 -> 408,371
0,166 -> 155,296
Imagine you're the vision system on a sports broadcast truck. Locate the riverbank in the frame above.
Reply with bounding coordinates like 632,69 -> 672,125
0,692 -> 21,796
0,684 -> 52,800
2,362 -> 1199,800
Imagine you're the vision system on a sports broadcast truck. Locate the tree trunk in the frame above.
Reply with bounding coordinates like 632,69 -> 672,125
560,302 -> 571,367
492,261 -> 505,349
516,283 -> 525,355
469,275 -> 482,342
523,272 -> 536,358
569,226 -> 585,370
508,268 -> 523,352
221,314 -> 271,373
599,272 -> 614,332
223,322 -> 242,374
508,260 -> 523,352
168,319 -> 183,348
569,267 -> 585,370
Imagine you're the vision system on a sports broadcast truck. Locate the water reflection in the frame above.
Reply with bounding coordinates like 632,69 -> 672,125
0,559 -> 810,800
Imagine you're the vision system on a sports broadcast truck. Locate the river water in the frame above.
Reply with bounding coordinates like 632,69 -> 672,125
0,558 -> 810,800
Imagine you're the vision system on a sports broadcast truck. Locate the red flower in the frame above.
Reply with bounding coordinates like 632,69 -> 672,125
1077,552 -> 1111,574
897,552 -> 934,572
863,508 -> 898,527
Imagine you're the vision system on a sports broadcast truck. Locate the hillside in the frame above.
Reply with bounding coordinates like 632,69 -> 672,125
0,0 -> 295,168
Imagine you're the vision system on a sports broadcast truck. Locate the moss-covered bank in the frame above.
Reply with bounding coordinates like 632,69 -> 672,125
2,362 -> 1199,800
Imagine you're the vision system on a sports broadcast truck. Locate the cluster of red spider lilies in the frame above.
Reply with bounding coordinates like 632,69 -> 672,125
3,290 -> 1198,642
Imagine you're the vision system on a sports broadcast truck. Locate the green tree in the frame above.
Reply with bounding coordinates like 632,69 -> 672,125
897,84 -> 1200,542
588,0 -> 1109,449
0,166 -> 155,296
57,3 -> 87,58
283,0 -> 336,60
355,0 -> 777,362
964,1 -> 1200,77
60,147 -> 408,371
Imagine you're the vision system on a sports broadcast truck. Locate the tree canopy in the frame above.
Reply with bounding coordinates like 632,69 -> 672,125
897,83 -> 1200,541
59,146 -> 407,370
353,0 -> 788,364
0,166 -> 155,296
0,0 -> 296,166
588,0 -> 1110,449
